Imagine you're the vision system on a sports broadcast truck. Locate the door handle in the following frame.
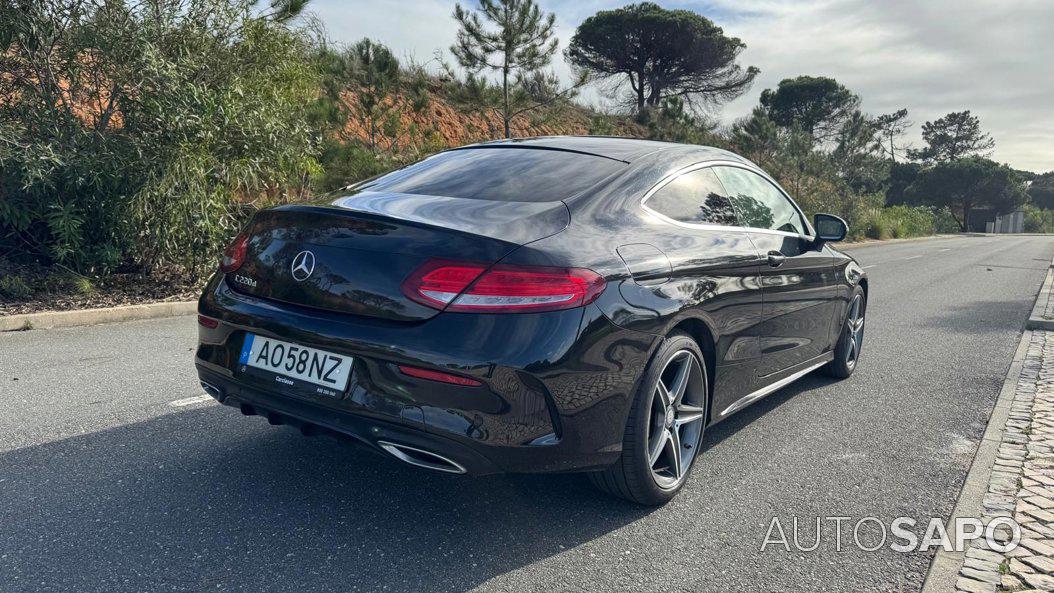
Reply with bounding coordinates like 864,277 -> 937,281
767,251 -> 786,267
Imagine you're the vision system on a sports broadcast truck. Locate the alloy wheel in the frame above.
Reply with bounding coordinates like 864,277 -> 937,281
647,349 -> 706,489
845,294 -> 865,369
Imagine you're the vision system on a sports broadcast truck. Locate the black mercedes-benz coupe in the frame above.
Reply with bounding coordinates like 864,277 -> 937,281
195,136 -> 867,505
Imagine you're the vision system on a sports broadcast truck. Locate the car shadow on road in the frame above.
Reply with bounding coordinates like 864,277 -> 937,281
0,406 -> 655,593
920,297 -> 1034,335
699,372 -> 840,455
0,372 -> 836,593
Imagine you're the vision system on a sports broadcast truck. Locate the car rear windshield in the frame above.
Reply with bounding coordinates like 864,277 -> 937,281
354,147 -> 626,202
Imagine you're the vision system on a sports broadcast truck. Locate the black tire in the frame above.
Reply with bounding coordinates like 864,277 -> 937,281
823,285 -> 866,379
589,332 -> 708,506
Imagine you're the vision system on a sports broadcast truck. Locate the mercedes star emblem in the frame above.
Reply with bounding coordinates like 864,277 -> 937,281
291,250 -> 316,282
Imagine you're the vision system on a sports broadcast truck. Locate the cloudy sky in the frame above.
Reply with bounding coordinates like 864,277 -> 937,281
309,0 -> 1054,173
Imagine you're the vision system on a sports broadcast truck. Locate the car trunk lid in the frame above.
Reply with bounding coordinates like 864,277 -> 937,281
227,192 -> 569,322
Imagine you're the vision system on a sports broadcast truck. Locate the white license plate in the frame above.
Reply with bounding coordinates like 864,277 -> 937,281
238,334 -> 352,392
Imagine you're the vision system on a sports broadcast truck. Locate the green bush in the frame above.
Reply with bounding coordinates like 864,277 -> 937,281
1023,205 -> 1054,233
0,275 -> 33,300
882,205 -> 937,237
588,115 -> 617,136
69,275 -> 95,296
932,207 -> 961,233
0,1 -> 321,277
865,212 -> 893,240
313,140 -> 397,193
640,98 -> 725,146
849,205 -> 945,241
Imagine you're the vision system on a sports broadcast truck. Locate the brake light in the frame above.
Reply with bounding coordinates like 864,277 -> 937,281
401,259 -> 606,313
219,230 -> 250,273
398,365 -> 482,387
401,260 -> 488,309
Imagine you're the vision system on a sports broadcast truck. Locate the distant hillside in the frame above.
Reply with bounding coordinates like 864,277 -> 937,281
340,80 -> 646,151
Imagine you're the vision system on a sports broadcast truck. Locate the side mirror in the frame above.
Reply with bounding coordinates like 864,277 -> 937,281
813,213 -> 848,244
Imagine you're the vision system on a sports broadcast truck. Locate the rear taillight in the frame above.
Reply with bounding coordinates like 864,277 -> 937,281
400,260 -> 488,309
401,259 -> 606,313
219,230 -> 250,273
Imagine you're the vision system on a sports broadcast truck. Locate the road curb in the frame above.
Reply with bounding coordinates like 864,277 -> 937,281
839,233 -> 968,249
0,300 -> 197,332
920,329 -> 1032,593
921,252 -> 1054,593
1026,266 -> 1054,330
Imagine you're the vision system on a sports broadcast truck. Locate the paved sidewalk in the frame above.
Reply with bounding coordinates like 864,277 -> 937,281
955,330 -> 1054,592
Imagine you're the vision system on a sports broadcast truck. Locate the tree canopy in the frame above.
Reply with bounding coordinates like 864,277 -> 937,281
1029,172 -> 1054,210
831,110 -> 887,194
908,110 -> 995,163
907,157 -> 1025,230
874,109 -> 911,162
567,2 -> 758,112
759,76 -> 860,143
885,162 -> 924,206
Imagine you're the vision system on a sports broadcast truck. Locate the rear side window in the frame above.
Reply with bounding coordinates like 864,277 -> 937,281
713,166 -> 807,235
646,168 -> 738,226
355,147 -> 626,202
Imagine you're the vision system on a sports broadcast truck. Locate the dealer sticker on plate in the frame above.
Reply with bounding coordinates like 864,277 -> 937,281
239,333 -> 352,394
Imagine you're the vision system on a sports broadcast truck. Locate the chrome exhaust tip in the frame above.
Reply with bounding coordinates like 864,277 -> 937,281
200,381 -> 223,399
377,441 -> 467,474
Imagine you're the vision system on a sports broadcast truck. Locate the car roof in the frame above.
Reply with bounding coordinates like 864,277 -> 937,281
461,135 -> 747,164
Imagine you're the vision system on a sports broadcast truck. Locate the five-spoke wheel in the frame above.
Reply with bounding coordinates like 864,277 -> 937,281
648,350 -> 706,489
589,332 -> 709,505
844,293 -> 865,370
824,285 -> 866,379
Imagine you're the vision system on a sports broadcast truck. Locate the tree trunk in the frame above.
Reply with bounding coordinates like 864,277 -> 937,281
962,202 -> 972,232
646,80 -> 660,107
889,136 -> 896,163
635,71 -> 645,113
502,63 -> 510,139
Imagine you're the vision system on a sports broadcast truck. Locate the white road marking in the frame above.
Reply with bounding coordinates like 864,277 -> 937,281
169,394 -> 217,407
938,248 -> 952,252
904,255 -> 923,260
862,265 -> 877,269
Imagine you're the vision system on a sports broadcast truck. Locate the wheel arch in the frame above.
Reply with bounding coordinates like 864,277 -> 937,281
669,317 -> 717,423
855,276 -> 869,320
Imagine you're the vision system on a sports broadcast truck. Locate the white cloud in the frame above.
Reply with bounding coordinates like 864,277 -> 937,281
309,0 -> 454,66
715,0 -> 1054,171
309,0 -> 1054,172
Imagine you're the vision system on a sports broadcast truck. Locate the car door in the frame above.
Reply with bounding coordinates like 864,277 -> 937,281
635,165 -> 764,415
712,165 -> 841,379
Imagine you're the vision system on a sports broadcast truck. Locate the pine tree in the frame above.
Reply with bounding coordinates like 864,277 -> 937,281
451,0 -> 557,138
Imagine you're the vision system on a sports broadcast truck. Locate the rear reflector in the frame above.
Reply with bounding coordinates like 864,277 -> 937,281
398,365 -> 482,387
197,315 -> 219,328
401,259 -> 605,313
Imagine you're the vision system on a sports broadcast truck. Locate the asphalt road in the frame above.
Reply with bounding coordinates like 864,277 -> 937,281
1,234 -> 1052,593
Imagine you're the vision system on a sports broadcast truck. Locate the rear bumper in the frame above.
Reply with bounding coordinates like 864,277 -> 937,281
195,274 -> 659,475
197,366 -> 501,474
